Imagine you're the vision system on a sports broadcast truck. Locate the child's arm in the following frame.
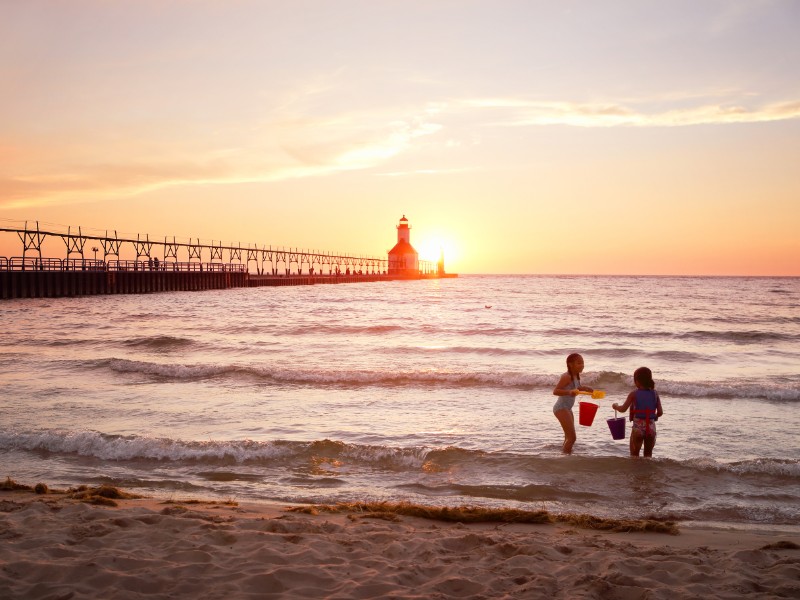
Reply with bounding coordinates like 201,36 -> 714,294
553,373 -> 579,396
612,391 -> 636,413
656,393 -> 664,418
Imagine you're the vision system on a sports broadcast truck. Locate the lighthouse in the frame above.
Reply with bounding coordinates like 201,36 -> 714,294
387,215 -> 419,276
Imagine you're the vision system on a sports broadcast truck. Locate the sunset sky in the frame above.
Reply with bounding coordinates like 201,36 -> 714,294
1,0 -> 798,275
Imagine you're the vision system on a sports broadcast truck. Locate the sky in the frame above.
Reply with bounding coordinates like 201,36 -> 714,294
1,0 -> 799,275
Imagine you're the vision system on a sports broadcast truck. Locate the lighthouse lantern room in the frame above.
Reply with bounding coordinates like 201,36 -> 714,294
387,215 -> 419,276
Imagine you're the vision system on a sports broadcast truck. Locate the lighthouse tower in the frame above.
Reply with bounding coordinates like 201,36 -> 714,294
397,215 -> 411,244
387,215 -> 419,276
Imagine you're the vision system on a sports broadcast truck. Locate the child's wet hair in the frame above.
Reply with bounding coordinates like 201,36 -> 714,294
634,367 -> 655,389
566,353 -> 582,384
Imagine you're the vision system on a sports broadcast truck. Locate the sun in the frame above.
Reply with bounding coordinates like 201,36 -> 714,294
416,237 -> 459,268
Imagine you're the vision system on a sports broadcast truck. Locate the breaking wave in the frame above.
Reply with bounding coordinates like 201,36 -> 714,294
4,431 -> 798,481
0,431 -> 428,469
91,358 -> 800,401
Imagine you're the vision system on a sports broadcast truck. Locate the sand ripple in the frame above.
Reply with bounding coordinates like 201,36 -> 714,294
0,494 -> 798,599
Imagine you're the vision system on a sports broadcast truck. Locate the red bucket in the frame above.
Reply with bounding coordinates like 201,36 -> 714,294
607,416 -> 626,440
578,401 -> 598,426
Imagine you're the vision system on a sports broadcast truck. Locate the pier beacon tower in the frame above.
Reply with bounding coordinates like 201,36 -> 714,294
387,215 -> 419,276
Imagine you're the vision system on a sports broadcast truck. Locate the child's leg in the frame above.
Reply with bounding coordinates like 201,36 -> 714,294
629,429 -> 644,456
643,433 -> 656,457
554,409 -> 576,454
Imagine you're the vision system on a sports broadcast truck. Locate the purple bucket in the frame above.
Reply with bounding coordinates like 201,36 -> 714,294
607,417 -> 626,440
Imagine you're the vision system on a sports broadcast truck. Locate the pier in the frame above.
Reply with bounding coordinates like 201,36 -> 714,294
0,222 -> 455,299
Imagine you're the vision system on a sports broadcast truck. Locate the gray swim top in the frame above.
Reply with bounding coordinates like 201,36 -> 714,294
552,375 -> 579,414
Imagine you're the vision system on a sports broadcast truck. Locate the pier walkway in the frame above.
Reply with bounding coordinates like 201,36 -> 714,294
0,222 -> 456,299
1,257 -> 454,299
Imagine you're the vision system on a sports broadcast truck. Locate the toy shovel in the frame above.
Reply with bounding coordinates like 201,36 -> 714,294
576,390 -> 605,400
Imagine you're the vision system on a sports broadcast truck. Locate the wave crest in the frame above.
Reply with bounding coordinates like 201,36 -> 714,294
6,431 -> 798,483
92,359 -> 800,401
0,431 -> 429,469
122,336 -> 195,351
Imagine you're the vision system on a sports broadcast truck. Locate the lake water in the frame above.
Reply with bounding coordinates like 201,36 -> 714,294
1,275 -> 798,529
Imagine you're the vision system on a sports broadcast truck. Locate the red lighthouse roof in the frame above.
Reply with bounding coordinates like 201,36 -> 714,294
388,240 -> 416,256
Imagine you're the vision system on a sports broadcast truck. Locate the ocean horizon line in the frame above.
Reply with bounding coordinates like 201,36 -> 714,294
451,272 -> 800,278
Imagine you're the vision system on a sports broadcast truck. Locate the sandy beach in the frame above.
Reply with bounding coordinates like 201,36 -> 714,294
1,484 -> 798,599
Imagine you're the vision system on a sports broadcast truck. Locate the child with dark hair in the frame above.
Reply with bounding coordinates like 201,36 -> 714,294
613,367 -> 664,457
552,353 -> 594,454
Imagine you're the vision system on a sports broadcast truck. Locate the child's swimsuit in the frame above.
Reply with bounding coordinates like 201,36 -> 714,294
630,389 -> 660,437
632,418 -> 656,437
553,376 -> 579,414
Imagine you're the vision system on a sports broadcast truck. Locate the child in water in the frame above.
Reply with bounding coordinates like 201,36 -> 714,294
612,367 -> 664,457
552,353 -> 594,454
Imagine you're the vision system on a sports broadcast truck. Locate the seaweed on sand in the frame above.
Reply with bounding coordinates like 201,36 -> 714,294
760,541 -> 800,550
0,477 -> 33,492
66,485 -> 144,507
160,498 -> 238,507
287,501 -> 679,535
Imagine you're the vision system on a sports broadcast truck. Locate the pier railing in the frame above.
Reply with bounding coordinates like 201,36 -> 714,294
0,221 -> 438,276
0,257 -> 247,273
107,260 -> 246,273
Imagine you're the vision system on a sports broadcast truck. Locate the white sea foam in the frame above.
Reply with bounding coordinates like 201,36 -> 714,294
0,430 -> 429,468
0,431 -> 291,462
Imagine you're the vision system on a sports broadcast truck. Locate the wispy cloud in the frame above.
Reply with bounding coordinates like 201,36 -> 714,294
461,97 -> 800,128
0,160 -> 240,210
0,107 -> 444,209
376,168 -> 468,178
3,89 -> 799,210
275,117 -> 442,171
